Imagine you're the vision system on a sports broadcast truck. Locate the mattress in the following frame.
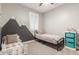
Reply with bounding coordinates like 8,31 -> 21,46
36,34 -> 61,44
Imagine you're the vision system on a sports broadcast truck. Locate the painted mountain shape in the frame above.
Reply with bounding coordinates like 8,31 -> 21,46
1,19 -> 34,42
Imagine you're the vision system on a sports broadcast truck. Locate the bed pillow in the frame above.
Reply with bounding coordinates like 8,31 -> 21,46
6,34 -> 19,44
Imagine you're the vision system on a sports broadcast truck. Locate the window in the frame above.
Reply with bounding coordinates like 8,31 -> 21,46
29,12 -> 39,34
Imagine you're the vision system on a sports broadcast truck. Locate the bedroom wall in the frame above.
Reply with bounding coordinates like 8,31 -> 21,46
0,4 -> 1,14
43,3 -> 79,37
0,3 -> 2,27
1,3 -> 43,32
0,3 -> 2,37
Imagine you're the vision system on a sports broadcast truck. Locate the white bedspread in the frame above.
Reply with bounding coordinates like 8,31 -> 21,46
36,34 -> 61,44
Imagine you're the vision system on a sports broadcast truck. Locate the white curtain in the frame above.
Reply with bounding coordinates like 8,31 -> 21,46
29,12 -> 39,35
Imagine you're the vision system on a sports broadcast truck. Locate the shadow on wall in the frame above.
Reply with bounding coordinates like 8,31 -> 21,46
1,19 -> 34,42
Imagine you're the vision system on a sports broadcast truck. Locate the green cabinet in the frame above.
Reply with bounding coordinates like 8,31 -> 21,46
65,32 -> 76,48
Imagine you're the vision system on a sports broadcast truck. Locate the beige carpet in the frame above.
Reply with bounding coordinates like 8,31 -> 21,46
28,40 -> 79,55
0,40 -> 79,55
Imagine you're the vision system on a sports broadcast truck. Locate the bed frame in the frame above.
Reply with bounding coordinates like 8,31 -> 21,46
35,38 -> 64,51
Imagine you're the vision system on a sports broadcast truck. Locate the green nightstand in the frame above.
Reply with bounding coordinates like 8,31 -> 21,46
65,32 -> 76,48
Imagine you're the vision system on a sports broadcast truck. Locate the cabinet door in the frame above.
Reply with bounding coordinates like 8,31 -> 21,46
65,38 -> 75,43
66,42 -> 75,48
65,32 -> 75,38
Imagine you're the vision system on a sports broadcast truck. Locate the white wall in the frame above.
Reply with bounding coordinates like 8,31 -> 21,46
44,3 -> 79,37
0,4 -> 2,27
1,3 -> 29,28
1,3 -> 43,32
0,4 -> 1,14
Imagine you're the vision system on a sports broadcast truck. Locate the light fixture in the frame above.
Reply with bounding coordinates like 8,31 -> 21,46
39,3 -> 54,6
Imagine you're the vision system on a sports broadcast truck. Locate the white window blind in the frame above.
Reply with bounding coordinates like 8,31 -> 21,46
29,12 -> 39,33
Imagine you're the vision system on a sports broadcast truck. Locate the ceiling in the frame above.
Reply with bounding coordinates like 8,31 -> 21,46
20,3 -> 63,13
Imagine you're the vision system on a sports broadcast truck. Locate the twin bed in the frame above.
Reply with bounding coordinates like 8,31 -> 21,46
35,34 -> 64,51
